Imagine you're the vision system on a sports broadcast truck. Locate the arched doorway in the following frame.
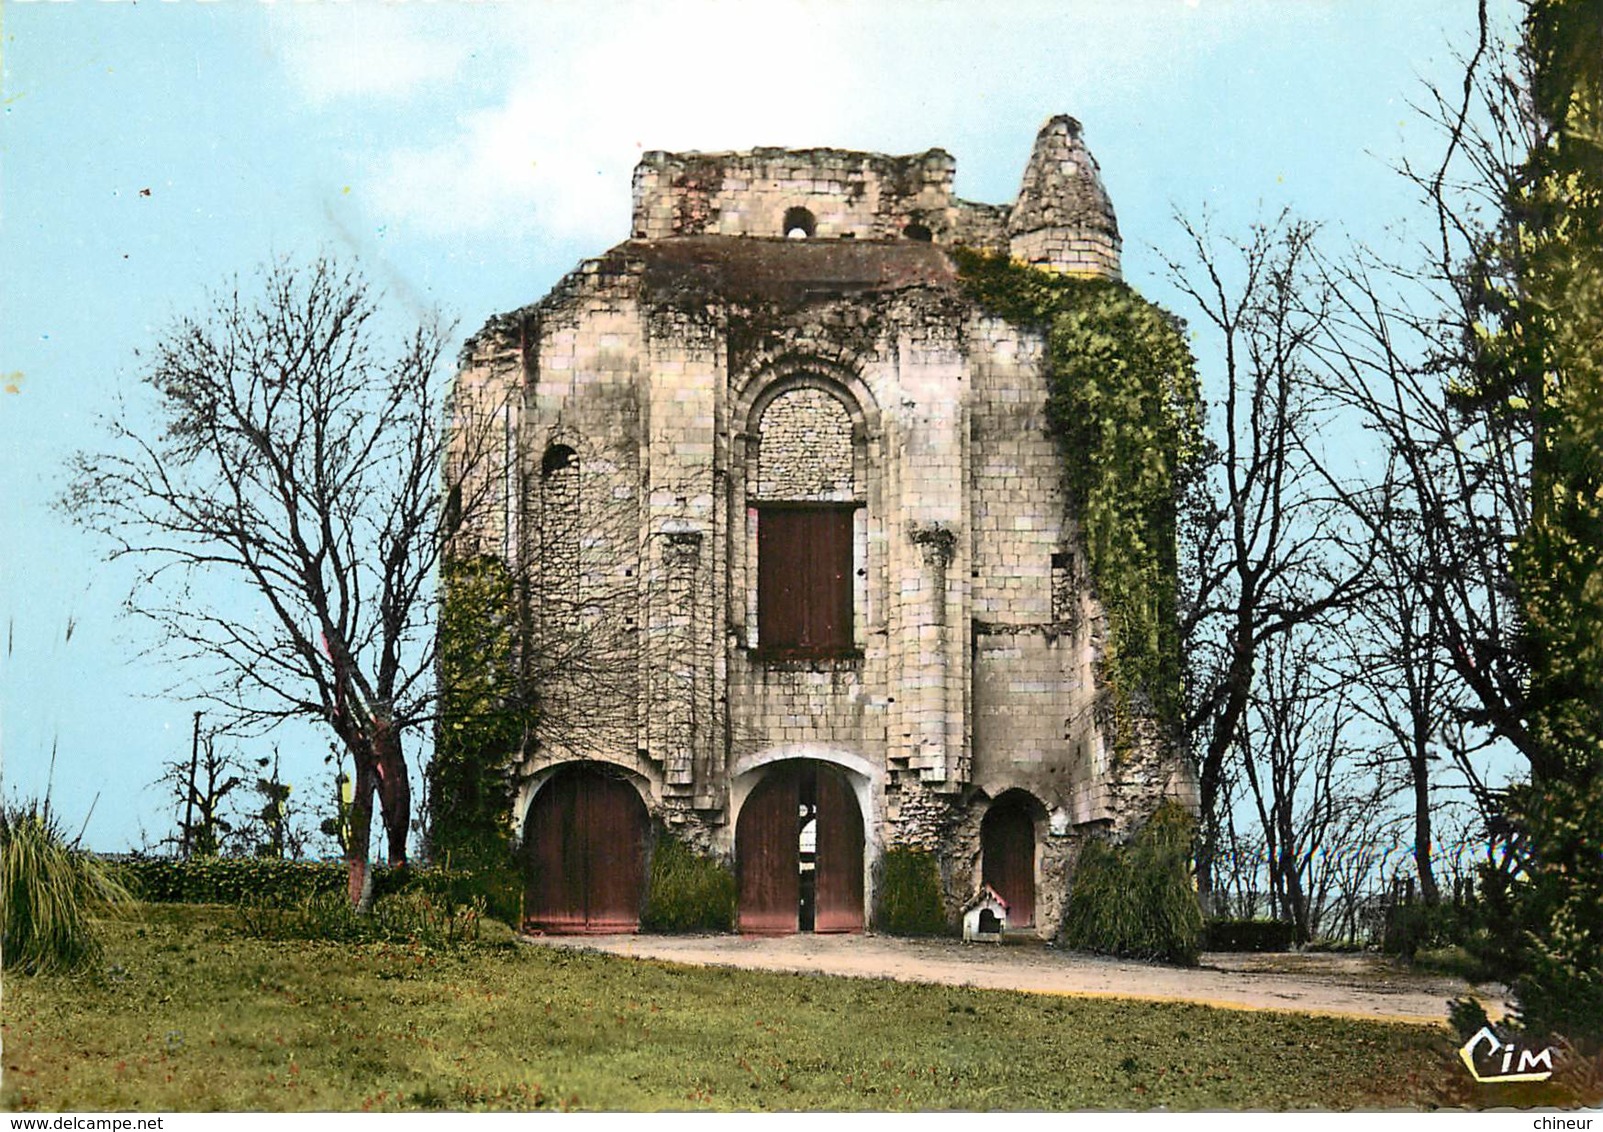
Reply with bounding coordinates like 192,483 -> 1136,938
523,764 -> 648,934
737,761 -> 863,934
981,792 -> 1039,928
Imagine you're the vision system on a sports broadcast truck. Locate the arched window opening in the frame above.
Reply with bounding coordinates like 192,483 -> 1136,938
753,385 -> 859,658
783,206 -> 816,239
902,221 -> 933,242
541,443 -> 577,478
539,443 -> 581,627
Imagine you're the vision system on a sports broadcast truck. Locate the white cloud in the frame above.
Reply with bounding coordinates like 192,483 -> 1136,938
365,2 -> 873,246
334,1 -> 1273,247
271,2 -> 472,105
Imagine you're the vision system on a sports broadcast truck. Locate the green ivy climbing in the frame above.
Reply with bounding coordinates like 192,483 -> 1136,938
954,249 -> 1201,754
428,554 -> 531,920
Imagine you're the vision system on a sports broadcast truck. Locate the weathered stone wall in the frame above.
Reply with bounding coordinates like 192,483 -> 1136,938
756,387 -> 855,501
455,118 -> 1188,938
632,147 -> 965,243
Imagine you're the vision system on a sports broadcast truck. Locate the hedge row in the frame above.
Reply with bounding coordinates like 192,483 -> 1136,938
112,856 -> 508,915
1203,918 -> 1296,952
115,856 -> 347,905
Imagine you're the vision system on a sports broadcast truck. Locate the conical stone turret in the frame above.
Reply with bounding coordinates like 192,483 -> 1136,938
1007,115 -> 1121,277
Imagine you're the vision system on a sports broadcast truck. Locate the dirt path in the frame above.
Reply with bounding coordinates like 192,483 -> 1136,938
521,931 -> 1512,1026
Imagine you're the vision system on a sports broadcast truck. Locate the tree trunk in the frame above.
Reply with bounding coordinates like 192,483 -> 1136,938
348,760 -> 376,907
372,715 -> 411,867
340,711 -> 410,906
1195,621 -> 1257,898
1412,755 -> 1441,905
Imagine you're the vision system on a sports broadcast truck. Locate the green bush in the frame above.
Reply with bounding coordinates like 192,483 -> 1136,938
1203,918 -> 1295,952
1414,945 -> 1492,983
1501,776 -> 1603,1043
429,555 -> 527,884
641,833 -> 735,933
2,801 -> 134,974
376,859 -> 522,927
1060,801 -> 1203,966
877,847 -> 948,936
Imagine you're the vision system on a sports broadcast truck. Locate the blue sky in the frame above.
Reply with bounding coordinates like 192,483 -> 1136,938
0,0 -> 1514,853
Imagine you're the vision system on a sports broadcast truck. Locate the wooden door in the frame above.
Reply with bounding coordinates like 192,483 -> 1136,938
813,764 -> 864,933
982,797 -> 1036,928
737,764 -> 800,934
525,766 -> 647,934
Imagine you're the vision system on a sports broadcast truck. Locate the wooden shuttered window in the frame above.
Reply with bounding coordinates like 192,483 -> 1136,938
756,504 -> 856,656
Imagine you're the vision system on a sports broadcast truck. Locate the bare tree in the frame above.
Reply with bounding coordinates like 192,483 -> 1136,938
1311,247 -> 1534,771
1236,632 -> 1384,943
1305,14 -> 1540,779
157,729 -> 244,859
69,258 -> 500,902
1167,212 -> 1375,902
1332,491 -> 1513,907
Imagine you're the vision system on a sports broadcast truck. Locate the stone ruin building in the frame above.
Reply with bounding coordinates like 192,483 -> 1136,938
452,115 -> 1196,936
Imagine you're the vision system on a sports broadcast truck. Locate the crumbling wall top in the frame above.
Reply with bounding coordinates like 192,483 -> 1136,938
626,116 -> 1121,278
631,145 -> 962,243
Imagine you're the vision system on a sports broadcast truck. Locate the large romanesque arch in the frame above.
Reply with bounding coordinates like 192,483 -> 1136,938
735,758 -> 864,935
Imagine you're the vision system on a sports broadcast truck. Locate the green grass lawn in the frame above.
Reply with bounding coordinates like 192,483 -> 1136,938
3,905 -> 1459,1112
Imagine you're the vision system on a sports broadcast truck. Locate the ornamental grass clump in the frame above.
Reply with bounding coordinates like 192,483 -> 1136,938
641,833 -> 736,933
878,847 -> 948,936
1060,800 -> 1203,966
1,800 -> 133,974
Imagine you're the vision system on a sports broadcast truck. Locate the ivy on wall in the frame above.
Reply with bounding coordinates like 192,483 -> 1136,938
954,249 -> 1202,754
428,555 -> 530,893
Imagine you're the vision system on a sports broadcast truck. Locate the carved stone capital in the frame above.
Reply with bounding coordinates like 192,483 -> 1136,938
662,529 -> 704,563
908,523 -> 956,567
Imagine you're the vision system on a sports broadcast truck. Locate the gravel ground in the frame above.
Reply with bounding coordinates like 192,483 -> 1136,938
520,931 -> 1512,1026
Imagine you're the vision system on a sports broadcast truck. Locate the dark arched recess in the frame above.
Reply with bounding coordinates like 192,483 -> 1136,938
981,791 -> 1040,928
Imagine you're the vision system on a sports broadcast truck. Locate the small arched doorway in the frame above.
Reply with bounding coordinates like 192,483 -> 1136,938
523,763 -> 648,934
737,760 -> 863,934
981,791 -> 1039,928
